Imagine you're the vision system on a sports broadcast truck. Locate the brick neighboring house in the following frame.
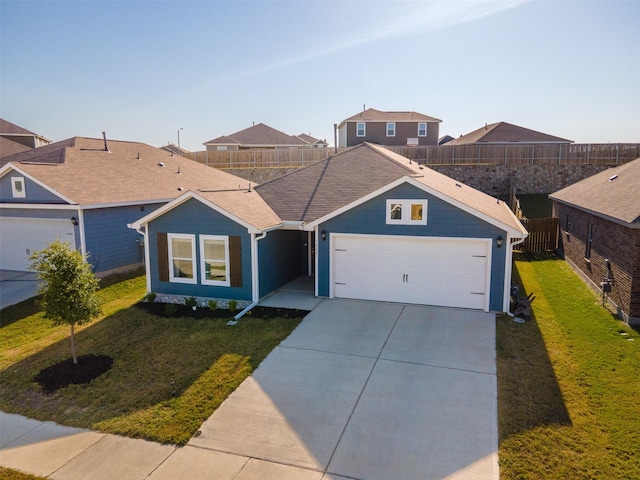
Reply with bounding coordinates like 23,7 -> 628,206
1,118 -> 52,158
550,158 -> 640,325
204,123 -> 308,152
337,108 -> 441,147
448,122 -> 572,145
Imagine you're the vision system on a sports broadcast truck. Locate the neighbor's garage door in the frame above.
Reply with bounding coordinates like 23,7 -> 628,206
332,234 -> 491,310
0,218 -> 76,271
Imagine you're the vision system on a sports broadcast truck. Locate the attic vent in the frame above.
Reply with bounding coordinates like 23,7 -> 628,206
137,152 -> 141,160
455,183 -> 462,188
177,187 -> 183,191
158,162 -> 165,167
609,174 -> 618,181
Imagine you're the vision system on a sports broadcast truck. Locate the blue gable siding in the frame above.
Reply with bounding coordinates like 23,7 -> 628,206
258,230 -> 303,297
0,173 -> 67,203
83,204 -> 161,273
316,182 -> 507,311
147,199 -> 252,301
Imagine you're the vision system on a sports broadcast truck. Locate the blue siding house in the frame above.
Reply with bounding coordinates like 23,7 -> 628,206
0,136 -> 258,276
131,143 -> 527,313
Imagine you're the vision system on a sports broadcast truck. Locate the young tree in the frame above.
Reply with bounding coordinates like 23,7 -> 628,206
30,239 -> 102,364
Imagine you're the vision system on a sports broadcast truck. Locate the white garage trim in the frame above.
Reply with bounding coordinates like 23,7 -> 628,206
0,217 -> 77,271
330,233 -> 492,311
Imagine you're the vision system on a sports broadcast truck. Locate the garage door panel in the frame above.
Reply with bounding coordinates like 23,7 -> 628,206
0,218 -> 76,271
332,235 -> 490,310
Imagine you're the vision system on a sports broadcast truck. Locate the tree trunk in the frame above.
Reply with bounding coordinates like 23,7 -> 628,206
70,324 -> 78,364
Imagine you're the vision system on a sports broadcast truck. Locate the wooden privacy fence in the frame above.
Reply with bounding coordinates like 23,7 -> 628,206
516,217 -> 559,253
384,143 -> 640,166
185,143 -> 640,169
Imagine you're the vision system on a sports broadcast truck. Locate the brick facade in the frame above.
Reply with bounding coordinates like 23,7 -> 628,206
554,202 -> 640,323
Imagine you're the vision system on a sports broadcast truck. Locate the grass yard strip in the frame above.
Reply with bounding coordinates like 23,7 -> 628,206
497,257 -> 640,479
0,269 -> 146,371
1,288 -> 303,444
0,467 -> 48,480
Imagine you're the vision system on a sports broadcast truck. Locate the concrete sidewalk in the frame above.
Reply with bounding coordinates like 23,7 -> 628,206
1,300 -> 498,479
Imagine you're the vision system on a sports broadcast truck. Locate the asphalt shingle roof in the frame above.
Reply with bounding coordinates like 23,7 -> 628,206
339,108 -> 442,126
204,123 -> 306,147
256,143 -> 525,233
1,137 -> 281,230
448,122 -> 572,145
549,157 -> 640,225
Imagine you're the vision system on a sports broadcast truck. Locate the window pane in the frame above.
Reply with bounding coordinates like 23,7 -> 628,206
204,239 -> 225,260
411,203 -> 423,221
418,123 -> 427,136
205,261 -> 227,281
173,259 -> 193,278
390,203 -> 402,220
171,238 -> 192,258
387,123 -> 395,136
357,122 -> 365,136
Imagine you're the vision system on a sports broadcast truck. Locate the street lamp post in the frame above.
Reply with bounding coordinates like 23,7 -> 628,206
177,128 -> 183,156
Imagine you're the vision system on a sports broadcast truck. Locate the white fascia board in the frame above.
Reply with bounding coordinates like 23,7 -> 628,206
0,203 -> 79,210
280,221 -> 304,230
0,164 -> 76,204
81,199 -> 170,210
128,190 -> 262,234
304,176 -> 527,238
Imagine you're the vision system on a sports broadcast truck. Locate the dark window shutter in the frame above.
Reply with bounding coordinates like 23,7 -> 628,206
157,233 -> 169,282
229,236 -> 242,288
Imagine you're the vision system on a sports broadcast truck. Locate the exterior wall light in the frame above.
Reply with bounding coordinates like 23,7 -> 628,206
71,217 -> 78,226
496,236 -> 503,248
321,230 -> 327,241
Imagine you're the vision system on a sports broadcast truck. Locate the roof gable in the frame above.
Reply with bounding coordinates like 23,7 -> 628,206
448,122 -> 572,145
550,157 -> 640,225
0,118 -> 37,135
339,108 -> 442,127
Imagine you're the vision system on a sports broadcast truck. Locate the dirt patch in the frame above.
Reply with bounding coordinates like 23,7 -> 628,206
34,355 -> 114,393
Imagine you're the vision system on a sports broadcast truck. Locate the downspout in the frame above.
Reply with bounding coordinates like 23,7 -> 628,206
504,233 -> 527,317
77,207 -> 87,257
229,230 -> 268,324
129,224 -> 151,293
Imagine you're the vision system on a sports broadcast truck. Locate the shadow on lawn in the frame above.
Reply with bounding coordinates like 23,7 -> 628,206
497,260 -> 572,441
0,302 -> 304,440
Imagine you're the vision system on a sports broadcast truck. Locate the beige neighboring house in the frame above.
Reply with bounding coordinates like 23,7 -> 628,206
337,108 -> 442,147
448,122 -> 573,145
295,133 -> 328,148
204,123 -> 308,152
0,119 -> 52,158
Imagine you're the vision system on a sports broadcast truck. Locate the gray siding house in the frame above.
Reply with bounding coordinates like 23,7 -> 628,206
337,108 -> 441,147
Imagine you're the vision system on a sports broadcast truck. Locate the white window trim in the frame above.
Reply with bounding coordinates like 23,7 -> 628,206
216,146 -> 228,151
386,122 -> 396,137
199,235 -> 230,286
11,177 -> 26,198
386,199 -> 428,225
418,122 -> 427,137
356,122 -> 366,137
168,233 -> 197,284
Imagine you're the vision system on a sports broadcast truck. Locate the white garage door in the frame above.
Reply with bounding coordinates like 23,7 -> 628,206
0,218 -> 76,271
332,234 -> 491,310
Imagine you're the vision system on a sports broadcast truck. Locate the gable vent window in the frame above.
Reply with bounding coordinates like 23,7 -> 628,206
386,199 -> 428,225
11,177 -> 26,198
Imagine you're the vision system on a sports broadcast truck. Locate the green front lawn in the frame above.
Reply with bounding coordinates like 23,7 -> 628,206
0,270 -> 303,445
498,257 -> 640,479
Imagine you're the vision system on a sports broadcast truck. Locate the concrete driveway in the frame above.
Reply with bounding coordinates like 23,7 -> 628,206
0,270 -> 39,310
0,299 -> 498,479
188,299 -> 498,480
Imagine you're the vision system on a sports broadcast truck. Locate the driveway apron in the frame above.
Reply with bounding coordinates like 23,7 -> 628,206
190,299 -> 499,480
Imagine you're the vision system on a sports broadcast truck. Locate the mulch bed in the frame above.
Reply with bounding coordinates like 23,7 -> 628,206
34,355 -> 114,393
134,302 -> 309,320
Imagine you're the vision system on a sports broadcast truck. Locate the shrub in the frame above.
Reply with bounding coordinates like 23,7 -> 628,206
184,296 -> 198,309
207,299 -> 218,311
144,292 -> 157,303
227,299 -> 238,313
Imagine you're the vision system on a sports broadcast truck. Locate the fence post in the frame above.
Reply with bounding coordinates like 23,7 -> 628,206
616,144 -> 619,164
558,144 -> 561,164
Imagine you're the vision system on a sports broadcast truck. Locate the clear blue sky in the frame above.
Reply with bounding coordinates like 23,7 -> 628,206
2,0 -> 639,151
